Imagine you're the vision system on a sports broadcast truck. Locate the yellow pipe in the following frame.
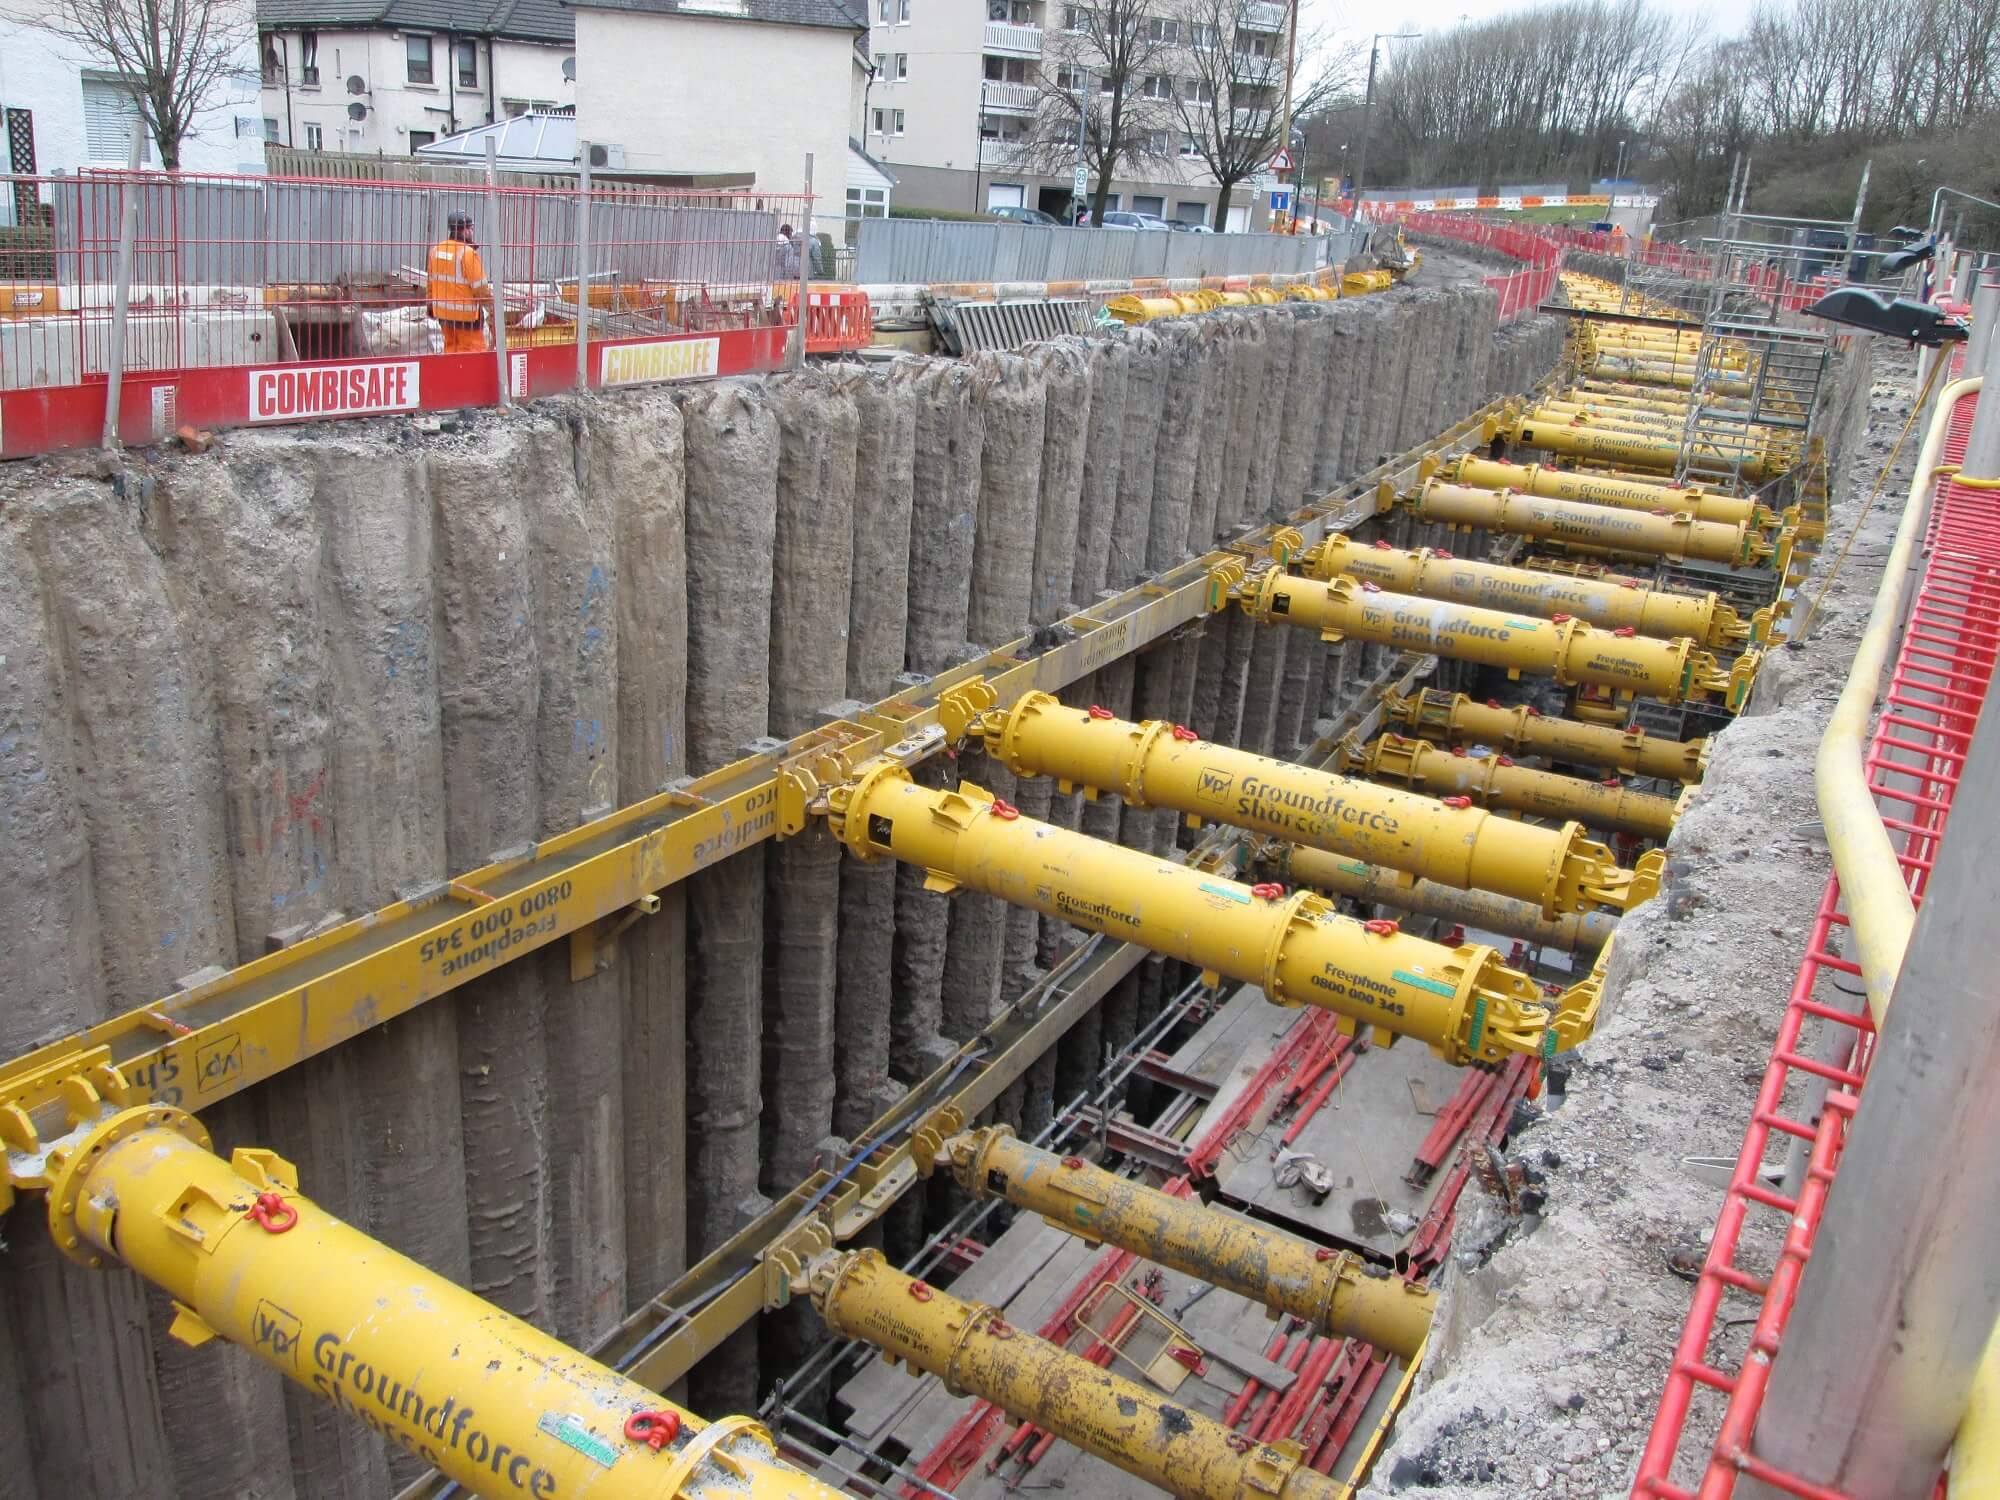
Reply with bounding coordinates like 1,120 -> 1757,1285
1956,1326 -> 2000,1499
1350,735 -> 1681,841
1306,531 -> 1751,648
807,1248 -> 1340,1500
979,690 -> 1657,918
1536,399 -> 1692,433
1582,359 -> 1752,398
1244,570 -> 1759,711
1818,377 -> 1977,1025
1413,478 -> 1773,568
1260,842 -> 1620,955
922,1126 -> 1436,1359
46,1106 -> 843,1500
823,762 -> 1603,1064
1445,455 -> 1769,530
1386,689 -> 1709,783
1509,410 -> 1799,483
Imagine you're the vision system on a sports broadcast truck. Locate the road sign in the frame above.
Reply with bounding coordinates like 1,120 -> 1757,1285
1269,147 -> 1294,172
1072,165 -> 1088,198
1269,186 -> 1293,212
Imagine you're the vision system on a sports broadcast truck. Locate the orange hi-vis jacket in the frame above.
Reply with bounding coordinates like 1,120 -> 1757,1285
428,238 -> 490,324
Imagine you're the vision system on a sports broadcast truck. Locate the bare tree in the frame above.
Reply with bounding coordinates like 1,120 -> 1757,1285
1016,0 -> 1177,221
28,0 -> 252,169
1169,0 -> 1354,229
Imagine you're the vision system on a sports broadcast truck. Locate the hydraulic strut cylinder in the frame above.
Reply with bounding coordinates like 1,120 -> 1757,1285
926,1127 -> 1436,1359
45,1106 -> 842,1500
979,690 -> 1655,918
1261,843 -> 1619,955
824,763 -> 1599,1064
1388,689 -> 1709,783
1413,478 -> 1770,568
1305,532 -> 1748,647
1445,455 -> 1764,530
1507,408 -> 1795,481
1585,356 -> 1752,397
1244,569 -> 1756,711
1352,735 -> 1681,841
807,1249 -> 1342,1500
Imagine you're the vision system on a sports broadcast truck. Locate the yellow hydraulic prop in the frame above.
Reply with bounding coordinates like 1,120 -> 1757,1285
806,1248 -> 1342,1500
1241,569 -> 1759,711
1506,409 -> 1799,483
1258,842 -> 1619,955
1579,359 -> 1752,399
817,760 -> 1602,1065
1349,735 -> 1681,842
913,1122 -> 1436,1359
1386,689 -> 1709,783
972,689 -> 1656,918
1303,532 -> 1754,648
1410,478 -> 1776,569
1443,455 -> 1772,531
44,1106 -> 843,1500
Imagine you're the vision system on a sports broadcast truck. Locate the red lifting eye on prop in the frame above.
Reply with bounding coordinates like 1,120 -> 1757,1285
1061,1155 -> 1086,1170
1485,698 -> 1503,709
990,799 -> 1020,820
1315,1247 -> 1337,1262
1497,756 -> 1515,767
1250,882 -> 1286,901
1373,539 -> 1395,549
1451,746 -> 1469,757
1434,548 -> 1455,560
1601,777 -> 1623,788
1551,613 -> 1573,624
248,1192 -> 298,1234
624,1411 -> 681,1452
1361,580 -> 1383,592
1443,795 -> 1473,808
1364,918 -> 1400,935
1525,705 -> 1543,717
1650,508 -> 1670,516
1171,724 -> 1199,742
908,1282 -> 934,1302
1088,704 -> 1114,720
1613,626 -> 1636,637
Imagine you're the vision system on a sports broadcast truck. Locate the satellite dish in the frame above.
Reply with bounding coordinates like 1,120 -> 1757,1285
561,55 -> 576,81
346,74 -> 367,94
347,101 -> 368,120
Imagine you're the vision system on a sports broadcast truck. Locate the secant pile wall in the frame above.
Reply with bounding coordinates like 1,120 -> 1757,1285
0,285 -> 1566,1498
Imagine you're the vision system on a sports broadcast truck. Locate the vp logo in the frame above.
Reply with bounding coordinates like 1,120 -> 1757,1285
252,1300 -> 303,1368
196,1033 -> 243,1094
1194,767 -> 1234,807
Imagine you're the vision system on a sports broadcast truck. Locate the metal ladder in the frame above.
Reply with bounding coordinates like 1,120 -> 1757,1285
1674,318 -> 1829,488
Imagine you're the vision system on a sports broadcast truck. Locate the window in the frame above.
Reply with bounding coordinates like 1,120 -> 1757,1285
1147,16 -> 1176,42
455,39 -> 478,88
300,30 -> 320,84
408,129 -> 436,149
1236,34 -> 1271,59
988,0 -> 1009,15
265,117 -> 281,142
1142,130 -> 1169,155
872,50 -> 885,72
1179,131 -> 1201,157
261,40 -> 282,86
305,121 -> 323,149
1064,4 -> 1088,29
878,0 -> 890,16
405,34 -> 433,84
984,56 -> 1028,83
1054,64 -> 1089,90
1182,77 -> 1213,104
1187,21 -> 1219,49
900,0 -> 911,18
846,186 -> 889,220
1141,73 -> 1172,99
895,52 -> 908,78
80,75 -> 151,162
872,108 -> 904,136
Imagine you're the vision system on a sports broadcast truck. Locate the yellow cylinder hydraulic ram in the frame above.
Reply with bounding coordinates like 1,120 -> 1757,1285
1508,410 -> 1798,483
44,1106 -> 844,1500
1386,689 -> 1709,783
977,690 -> 1656,918
1412,479 -> 1772,568
1444,455 -> 1770,531
807,1248 -> 1339,1500
1243,569 -> 1759,711
1304,532 -> 1751,648
822,761 -> 1601,1064
1535,400 -> 1691,434
916,1125 -> 1436,1359
1580,359 -> 1752,398
1350,735 -> 1681,842
1260,842 -> 1619,955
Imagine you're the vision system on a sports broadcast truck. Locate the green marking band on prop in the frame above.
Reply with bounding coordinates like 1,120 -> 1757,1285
1505,619 -> 1545,630
1679,654 -> 1695,701
1336,859 -> 1370,877
1394,969 -> 1458,999
1200,881 -> 1251,905
1468,996 -> 1488,1053
539,1413 -> 620,1468
1543,1027 -> 1559,1059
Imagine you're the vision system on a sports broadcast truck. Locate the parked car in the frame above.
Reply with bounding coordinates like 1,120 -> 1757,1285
990,205 -> 1060,226
1169,221 -> 1215,233
1100,211 -> 1172,230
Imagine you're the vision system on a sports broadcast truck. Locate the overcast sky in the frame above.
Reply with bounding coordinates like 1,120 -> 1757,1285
1300,0 -> 1758,59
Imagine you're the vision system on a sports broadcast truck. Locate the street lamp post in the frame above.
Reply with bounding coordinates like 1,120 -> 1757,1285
973,78 -> 991,213
1071,71 -> 1092,223
1349,30 -> 1418,217
1614,137 -> 1628,185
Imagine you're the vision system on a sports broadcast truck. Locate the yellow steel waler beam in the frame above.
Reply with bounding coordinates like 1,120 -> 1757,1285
1349,735 -> 1681,841
1442,455 -> 1773,531
966,687 -> 1657,917
1386,690 -> 1709,783
914,1122 -> 1437,1359
807,1248 -> 1342,1500
46,1105 -> 843,1500
1241,568 -> 1760,710
1302,531 -> 1753,648
815,757 -> 1603,1064
1259,842 -> 1620,955
1410,478 -> 1777,569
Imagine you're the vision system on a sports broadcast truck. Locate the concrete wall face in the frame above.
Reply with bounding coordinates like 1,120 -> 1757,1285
0,290 -> 1563,1496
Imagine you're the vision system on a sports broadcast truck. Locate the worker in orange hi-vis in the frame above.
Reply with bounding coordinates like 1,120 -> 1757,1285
428,210 -> 493,353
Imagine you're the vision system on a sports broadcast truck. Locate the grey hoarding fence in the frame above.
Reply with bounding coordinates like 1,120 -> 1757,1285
854,216 -> 1365,285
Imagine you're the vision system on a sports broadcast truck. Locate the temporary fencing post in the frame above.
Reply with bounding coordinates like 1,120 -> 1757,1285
575,141 -> 592,393
486,136 -> 511,408
100,120 -> 145,448
793,151 -> 814,371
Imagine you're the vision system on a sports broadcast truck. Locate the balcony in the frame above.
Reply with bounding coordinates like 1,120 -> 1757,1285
1231,50 -> 1280,83
981,80 -> 1039,114
984,20 -> 1043,55
978,139 -> 1029,168
1239,1 -> 1286,31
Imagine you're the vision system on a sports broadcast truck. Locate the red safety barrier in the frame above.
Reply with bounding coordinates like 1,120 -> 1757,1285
779,285 -> 875,355
1632,382 -> 2000,1499
1365,208 -> 1565,325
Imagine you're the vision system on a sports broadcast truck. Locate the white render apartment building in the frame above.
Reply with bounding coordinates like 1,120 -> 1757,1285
862,0 -> 1289,229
